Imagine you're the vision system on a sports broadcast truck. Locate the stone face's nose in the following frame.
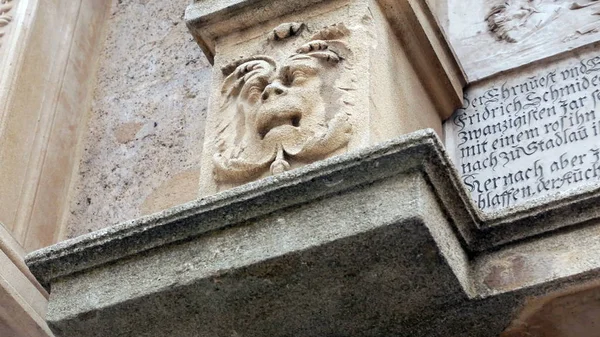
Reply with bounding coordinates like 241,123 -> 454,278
261,81 -> 287,101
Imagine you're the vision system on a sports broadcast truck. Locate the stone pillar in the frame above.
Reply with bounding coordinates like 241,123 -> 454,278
185,0 -> 464,195
0,0 -> 111,336
0,0 -> 111,251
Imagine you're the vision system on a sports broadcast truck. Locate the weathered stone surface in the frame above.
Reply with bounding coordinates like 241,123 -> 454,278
446,0 -> 600,81
25,129 -> 600,336
501,283 -> 600,336
65,0 -> 212,238
445,45 -> 600,216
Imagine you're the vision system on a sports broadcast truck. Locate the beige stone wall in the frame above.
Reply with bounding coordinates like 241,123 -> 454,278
65,0 -> 211,238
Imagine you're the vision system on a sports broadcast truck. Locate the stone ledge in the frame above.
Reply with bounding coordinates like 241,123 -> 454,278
27,129 -> 468,288
25,129 -> 600,288
25,129 -> 600,336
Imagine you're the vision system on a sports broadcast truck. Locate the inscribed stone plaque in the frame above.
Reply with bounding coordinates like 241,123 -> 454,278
445,48 -> 600,211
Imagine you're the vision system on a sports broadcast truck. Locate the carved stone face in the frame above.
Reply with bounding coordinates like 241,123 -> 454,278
214,37 -> 352,183
245,55 -> 323,144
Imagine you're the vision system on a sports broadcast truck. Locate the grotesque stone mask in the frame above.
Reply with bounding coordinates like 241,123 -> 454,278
213,24 -> 353,183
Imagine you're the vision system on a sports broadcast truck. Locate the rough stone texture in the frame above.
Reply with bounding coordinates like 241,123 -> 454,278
65,0 -> 212,238
25,129 -> 600,337
445,0 -> 600,81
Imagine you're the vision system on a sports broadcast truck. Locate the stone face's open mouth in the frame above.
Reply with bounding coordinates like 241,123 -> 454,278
257,110 -> 302,139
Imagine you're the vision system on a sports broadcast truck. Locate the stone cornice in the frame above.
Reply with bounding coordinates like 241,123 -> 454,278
184,0 -> 331,64
25,128 -> 600,292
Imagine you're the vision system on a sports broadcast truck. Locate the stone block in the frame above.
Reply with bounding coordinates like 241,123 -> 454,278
446,0 -> 600,81
185,0 -> 464,195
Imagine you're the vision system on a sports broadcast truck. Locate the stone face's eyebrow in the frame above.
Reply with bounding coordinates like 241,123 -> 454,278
221,55 -> 277,76
221,59 -> 276,99
287,53 -> 313,62
278,59 -> 318,76
275,62 -> 319,87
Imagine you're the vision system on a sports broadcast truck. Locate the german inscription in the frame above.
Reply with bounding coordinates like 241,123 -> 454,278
445,53 -> 600,211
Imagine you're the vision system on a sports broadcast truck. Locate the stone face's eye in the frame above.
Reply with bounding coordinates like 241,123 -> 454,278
282,65 -> 316,86
290,69 -> 307,85
231,60 -> 274,103
241,77 -> 268,103
280,68 -> 293,86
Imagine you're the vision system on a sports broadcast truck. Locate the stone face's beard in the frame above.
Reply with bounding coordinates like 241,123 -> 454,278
245,89 -> 331,166
213,85 -> 351,183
